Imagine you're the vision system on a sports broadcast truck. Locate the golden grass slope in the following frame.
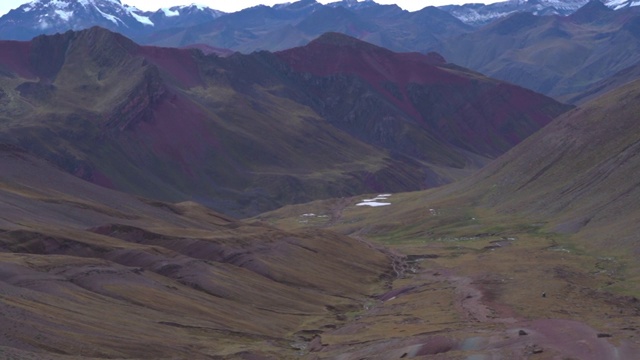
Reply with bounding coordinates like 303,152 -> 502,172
0,147 -> 393,359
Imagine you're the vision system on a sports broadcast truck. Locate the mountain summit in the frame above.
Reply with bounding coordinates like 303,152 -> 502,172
1,0 -> 152,37
0,0 -> 224,40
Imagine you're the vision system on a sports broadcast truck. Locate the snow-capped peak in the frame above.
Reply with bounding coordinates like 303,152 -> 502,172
16,0 -> 153,27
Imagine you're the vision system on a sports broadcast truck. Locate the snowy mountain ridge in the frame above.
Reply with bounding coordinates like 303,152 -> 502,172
13,0 -> 152,29
1,0 -> 639,42
0,0 -> 225,40
442,0 -> 640,26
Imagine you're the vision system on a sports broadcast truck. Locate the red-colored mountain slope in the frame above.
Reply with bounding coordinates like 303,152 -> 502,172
277,32 -> 572,158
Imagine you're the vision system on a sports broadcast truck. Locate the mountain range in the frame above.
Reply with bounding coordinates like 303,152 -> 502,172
3,0 -> 640,103
436,0 -> 640,101
0,27 -> 569,217
3,0 -> 640,40
3,38 -> 640,356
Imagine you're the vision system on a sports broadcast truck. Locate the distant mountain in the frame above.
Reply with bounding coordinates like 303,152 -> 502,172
0,28 -> 569,216
3,0 -> 640,53
143,1 -> 473,53
440,0 -> 640,26
0,0 -> 472,54
434,1 -> 640,101
326,0 -> 379,10
0,0 -> 224,41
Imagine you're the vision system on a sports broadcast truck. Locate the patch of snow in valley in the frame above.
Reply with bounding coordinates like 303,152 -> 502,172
356,201 -> 391,207
356,194 -> 392,207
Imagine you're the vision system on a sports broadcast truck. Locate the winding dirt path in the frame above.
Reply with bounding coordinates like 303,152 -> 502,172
323,197 -> 352,227
305,234 -> 640,359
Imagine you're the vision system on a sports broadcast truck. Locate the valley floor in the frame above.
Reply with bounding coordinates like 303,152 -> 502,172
260,196 -> 640,359
305,236 -> 640,359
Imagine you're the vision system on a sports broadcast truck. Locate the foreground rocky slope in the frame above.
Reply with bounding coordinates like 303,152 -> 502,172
0,145 -> 394,358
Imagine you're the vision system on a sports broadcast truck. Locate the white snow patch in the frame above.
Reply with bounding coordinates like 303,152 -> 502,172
38,19 -> 51,29
607,0 -> 628,7
631,0 -> 640,7
356,201 -> 391,207
301,213 -> 316,217
362,194 -> 392,202
94,5 -> 123,25
129,10 -> 154,25
49,0 -> 71,10
161,7 -> 180,16
357,193 -> 392,207
55,9 -> 73,21
181,3 -> 208,10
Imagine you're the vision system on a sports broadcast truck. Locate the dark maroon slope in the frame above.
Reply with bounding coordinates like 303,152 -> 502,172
276,32 -> 573,158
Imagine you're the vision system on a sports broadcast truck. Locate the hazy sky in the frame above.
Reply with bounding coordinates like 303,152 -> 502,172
0,0 -> 485,17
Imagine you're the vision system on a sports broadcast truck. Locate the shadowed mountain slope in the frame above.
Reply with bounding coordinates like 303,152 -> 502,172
0,28 -> 570,217
0,145 -> 393,358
